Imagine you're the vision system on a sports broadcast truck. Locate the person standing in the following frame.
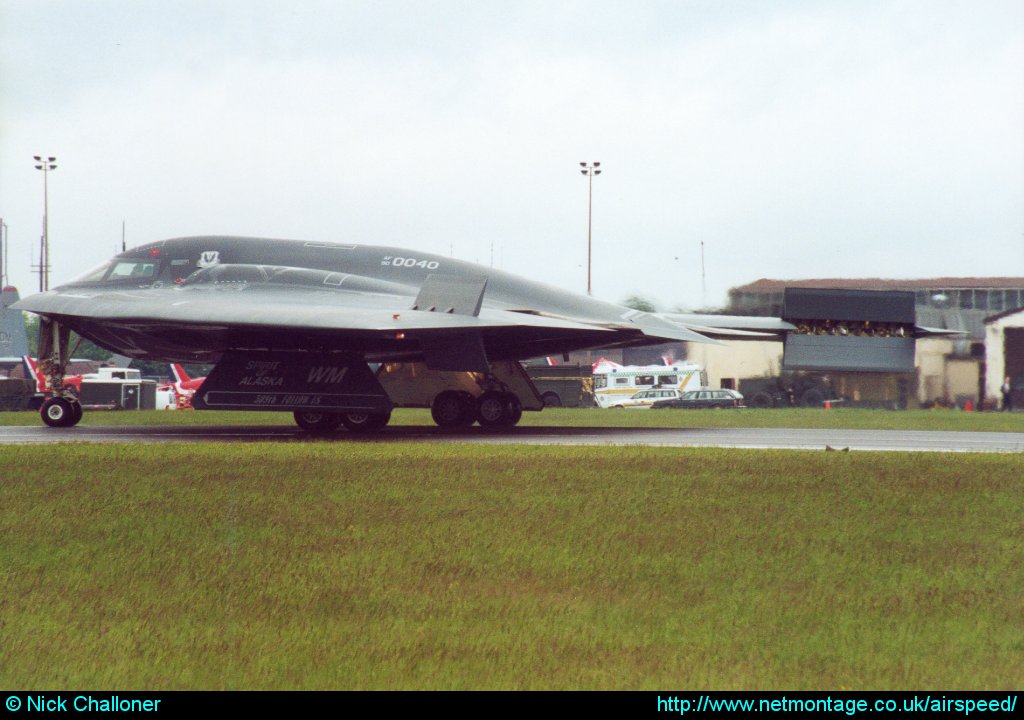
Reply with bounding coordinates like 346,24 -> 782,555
1001,376 -> 1013,411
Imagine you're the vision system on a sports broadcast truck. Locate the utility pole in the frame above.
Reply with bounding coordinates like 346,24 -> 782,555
579,162 -> 602,296
0,218 -> 7,288
33,155 -> 57,290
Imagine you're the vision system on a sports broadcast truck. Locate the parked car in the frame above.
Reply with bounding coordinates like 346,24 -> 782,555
651,388 -> 745,409
607,388 -> 688,408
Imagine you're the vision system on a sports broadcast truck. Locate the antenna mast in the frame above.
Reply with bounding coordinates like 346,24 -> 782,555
700,240 -> 707,308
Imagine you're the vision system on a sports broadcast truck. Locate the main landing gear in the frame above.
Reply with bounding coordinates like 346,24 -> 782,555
294,389 -> 523,434
375,361 -> 537,431
293,410 -> 392,434
430,389 -> 522,428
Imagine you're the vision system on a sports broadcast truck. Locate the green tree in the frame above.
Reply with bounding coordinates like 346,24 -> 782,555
24,313 -> 114,361
622,295 -> 656,313
22,313 -> 39,352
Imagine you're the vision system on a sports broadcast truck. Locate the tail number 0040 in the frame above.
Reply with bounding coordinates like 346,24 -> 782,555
383,256 -> 440,270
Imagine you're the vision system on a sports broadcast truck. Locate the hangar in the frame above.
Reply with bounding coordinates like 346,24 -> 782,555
570,278 -> 1024,409
724,277 -> 1024,408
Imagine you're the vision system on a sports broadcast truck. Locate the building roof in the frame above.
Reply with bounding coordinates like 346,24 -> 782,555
984,306 -> 1024,324
732,278 -> 1024,293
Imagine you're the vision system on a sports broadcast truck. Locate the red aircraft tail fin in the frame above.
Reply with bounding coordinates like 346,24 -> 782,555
170,363 -> 192,384
21,356 -> 46,392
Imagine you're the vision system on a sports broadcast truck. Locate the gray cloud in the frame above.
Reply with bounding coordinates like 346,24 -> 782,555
1,0 -> 1021,309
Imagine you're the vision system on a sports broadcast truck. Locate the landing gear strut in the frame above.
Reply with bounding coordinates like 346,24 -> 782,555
37,318 -> 83,428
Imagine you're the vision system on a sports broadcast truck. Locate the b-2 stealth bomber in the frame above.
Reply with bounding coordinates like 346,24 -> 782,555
13,236 -> 947,430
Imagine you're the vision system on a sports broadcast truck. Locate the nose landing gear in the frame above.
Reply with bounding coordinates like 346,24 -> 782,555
36,318 -> 83,428
40,395 -> 83,428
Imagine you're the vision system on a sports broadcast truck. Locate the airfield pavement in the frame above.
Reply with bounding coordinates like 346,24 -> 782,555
1,423 -> 1023,452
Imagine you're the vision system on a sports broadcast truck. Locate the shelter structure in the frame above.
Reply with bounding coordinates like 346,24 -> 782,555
726,278 -> 1024,408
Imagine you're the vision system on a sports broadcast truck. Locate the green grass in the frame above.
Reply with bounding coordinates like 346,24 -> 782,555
1,444 -> 1020,689
1,406 -> 1023,432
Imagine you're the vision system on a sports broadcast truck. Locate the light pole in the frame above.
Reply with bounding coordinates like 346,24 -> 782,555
0,218 -> 7,289
34,155 -> 57,291
579,161 -> 601,296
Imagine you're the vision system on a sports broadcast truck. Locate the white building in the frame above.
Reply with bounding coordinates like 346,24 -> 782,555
984,307 -> 1024,408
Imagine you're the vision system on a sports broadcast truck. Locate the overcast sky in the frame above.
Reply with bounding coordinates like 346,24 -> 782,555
1,0 -> 1021,310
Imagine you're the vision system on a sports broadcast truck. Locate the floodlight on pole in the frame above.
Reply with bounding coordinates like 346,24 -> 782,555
33,155 -> 57,291
579,161 -> 601,296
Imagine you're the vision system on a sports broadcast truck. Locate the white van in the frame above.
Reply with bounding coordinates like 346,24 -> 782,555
607,387 -> 689,409
592,360 -> 706,409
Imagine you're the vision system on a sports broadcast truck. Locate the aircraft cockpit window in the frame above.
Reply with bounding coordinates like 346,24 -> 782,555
179,265 -> 270,285
70,260 -> 114,284
108,261 -> 158,279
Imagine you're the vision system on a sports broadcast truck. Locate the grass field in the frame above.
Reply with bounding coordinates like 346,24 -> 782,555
2,406 -> 1023,432
1,443 -> 1020,689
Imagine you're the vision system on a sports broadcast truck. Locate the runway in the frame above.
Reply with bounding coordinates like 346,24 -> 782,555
1,423 -> 1022,452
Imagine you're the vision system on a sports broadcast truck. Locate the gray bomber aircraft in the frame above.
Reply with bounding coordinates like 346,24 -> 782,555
13,236 -> 946,430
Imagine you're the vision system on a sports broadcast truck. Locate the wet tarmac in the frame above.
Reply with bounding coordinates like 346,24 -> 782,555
2,423 -> 1022,452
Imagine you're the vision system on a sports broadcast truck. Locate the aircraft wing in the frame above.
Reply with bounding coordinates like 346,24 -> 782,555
17,287 -> 612,333
662,312 -> 965,340
15,284 -> 632,368
660,313 -> 797,339
911,325 -> 968,338
15,235 -> 965,375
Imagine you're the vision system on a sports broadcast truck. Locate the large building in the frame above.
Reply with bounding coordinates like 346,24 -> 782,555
731,278 -> 1024,336
726,277 -> 1024,408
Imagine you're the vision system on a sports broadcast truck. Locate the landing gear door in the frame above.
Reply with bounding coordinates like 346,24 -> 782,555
192,351 -> 393,414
